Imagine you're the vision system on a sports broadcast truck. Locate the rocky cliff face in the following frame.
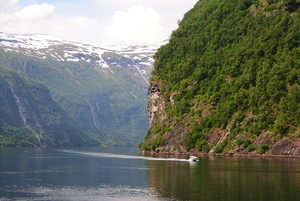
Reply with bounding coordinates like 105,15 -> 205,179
144,81 -> 300,156
144,82 -> 191,154
147,83 -> 165,127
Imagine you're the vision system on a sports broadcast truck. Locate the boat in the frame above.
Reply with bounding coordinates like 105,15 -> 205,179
189,155 -> 198,162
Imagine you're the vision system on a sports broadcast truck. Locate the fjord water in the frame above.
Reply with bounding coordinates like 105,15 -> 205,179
1,147 -> 300,201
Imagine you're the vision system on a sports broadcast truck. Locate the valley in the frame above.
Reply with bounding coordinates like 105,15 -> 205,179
0,32 -> 164,147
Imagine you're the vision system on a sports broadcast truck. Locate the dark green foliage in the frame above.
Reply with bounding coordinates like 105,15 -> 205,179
139,123 -> 170,151
247,144 -> 256,152
257,144 -> 270,154
0,123 -> 38,147
236,138 -> 252,149
143,0 -> 300,153
184,124 -> 209,151
140,135 -> 166,151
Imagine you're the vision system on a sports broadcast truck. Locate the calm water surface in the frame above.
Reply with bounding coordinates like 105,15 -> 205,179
1,147 -> 300,201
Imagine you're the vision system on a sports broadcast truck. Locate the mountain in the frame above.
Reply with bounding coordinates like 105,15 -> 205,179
140,0 -> 300,155
0,32 -> 164,147
0,63 -> 99,147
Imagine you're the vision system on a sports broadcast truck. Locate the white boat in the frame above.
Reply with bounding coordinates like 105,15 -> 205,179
189,155 -> 198,162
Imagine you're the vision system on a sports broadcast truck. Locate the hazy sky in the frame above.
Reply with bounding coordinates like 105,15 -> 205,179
0,0 -> 199,47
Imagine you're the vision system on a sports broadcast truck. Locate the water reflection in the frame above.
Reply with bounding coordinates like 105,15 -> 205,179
2,148 -> 300,201
147,156 -> 300,201
0,147 -> 153,200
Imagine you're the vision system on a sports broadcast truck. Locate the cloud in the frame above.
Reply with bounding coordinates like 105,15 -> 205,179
94,0 -> 198,13
97,0 -> 199,45
94,0 -> 146,10
0,3 -> 56,34
0,2 -> 104,46
105,5 -> 164,45
0,0 -> 18,11
0,0 -> 199,46
15,3 -> 55,21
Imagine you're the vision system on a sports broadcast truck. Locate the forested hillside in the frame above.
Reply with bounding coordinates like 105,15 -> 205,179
140,0 -> 300,155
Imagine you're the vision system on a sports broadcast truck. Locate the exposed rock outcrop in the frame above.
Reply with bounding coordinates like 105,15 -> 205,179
272,139 -> 300,155
147,82 -> 166,127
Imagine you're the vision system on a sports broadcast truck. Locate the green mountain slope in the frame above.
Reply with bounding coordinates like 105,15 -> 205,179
0,48 -> 148,146
0,64 -> 99,147
140,0 -> 300,155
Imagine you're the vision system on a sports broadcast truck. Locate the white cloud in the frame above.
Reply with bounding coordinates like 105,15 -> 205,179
0,0 -> 18,11
105,5 -> 164,45
98,0 -> 198,45
0,0 -> 199,46
15,3 -> 55,21
66,16 -> 97,28
94,0 -> 198,13
94,0 -> 146,10
0,2 -> 104,46
0,3 -> 56,35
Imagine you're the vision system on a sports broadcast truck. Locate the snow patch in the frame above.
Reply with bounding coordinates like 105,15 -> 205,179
67,57 -> 79,62
139,62 -> 152,66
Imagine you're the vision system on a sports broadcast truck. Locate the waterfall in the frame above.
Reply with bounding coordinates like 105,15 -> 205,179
131,59 -> 149,85
9,84 -> 43,146
9,85 -> 27,124
85,98 -> 99,130
96,102 -> 100,112
34,116 -> 43,130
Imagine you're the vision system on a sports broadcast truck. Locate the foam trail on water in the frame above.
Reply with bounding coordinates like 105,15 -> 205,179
61,150 -> 190,162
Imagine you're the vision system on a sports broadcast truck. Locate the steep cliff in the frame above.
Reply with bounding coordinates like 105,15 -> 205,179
140,0 -> 300,155
147,83 -> 166,127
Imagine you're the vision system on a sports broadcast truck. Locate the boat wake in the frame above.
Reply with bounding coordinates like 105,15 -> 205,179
61,150 -> 196,162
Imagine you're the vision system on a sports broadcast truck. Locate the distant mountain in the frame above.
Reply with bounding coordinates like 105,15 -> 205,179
0,32 -> 162,82
0,32 -> 164,147
0,63 -> 99,147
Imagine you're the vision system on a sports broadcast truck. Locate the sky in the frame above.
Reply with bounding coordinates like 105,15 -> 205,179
0,0 -> 199,47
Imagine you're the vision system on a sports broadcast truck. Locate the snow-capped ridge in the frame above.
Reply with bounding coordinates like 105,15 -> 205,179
0,31 -> 165,53
0,32 -> 164,84
0,32 -> 66,49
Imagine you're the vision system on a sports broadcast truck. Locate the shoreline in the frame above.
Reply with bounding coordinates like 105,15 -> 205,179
139,150 -> 300,158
